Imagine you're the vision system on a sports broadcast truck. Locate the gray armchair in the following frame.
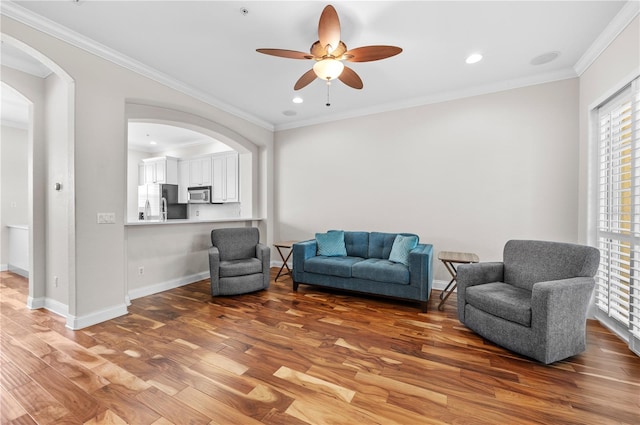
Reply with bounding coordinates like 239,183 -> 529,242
208,227 -> 270,296
456,240 -> 600,364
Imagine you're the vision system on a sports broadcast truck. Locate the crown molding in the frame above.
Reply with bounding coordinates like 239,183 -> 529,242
0,1 -> 274,132
574,0 -> 640,76
275,68 -> 578,131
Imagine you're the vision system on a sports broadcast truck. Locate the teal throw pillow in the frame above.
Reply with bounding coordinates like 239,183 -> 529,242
388,234 -> 418,265
316,231 -> 347,257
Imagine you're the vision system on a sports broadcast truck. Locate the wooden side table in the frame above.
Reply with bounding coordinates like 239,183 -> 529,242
437,251 -> 479,311
274,241 -> 298,281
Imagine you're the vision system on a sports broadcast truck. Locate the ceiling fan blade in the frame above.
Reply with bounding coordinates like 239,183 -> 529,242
256,48 -> 313,60
338,66 -> 363,89
294,69 -> 318,90
344,46 -> 403,62
318,5 -> 341,54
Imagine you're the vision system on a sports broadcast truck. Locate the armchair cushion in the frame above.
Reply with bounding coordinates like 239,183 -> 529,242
465,282 -> 532,326
219,258 -> 263,278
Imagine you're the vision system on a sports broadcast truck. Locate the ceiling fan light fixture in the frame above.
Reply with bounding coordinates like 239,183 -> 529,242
313,58 -> 344,81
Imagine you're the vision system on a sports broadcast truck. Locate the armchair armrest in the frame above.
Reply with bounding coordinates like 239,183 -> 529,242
408,244 -> 433,300
292,239 -> 316,282
208,246 -> 221,296
531,277 -> 596,361
456,262 -> 504,323
256,243 -> 271,284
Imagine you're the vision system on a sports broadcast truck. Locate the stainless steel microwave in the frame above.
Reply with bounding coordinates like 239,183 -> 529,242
187,186 -> 211,203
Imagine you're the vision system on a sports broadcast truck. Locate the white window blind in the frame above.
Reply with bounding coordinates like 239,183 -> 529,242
596,77 -> 640,342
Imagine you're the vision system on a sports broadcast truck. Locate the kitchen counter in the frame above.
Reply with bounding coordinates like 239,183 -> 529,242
125,217 -> 262,226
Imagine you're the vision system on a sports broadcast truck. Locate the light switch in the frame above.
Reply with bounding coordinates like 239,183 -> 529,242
97,213 -> 116,224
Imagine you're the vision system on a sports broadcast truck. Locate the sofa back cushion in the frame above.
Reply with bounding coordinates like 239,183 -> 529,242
503,240 -> 600,291
344,231 -> 369,258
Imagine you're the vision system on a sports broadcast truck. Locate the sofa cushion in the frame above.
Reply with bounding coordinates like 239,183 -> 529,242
316,231 -> 347,257
389,235 -> 419,265
304,256 -> 364,278
368,232 -> 399,259
219,258 -> 263,278
352,258 -> 410,285
344,231 -> 369,258
465,282 -> 532,327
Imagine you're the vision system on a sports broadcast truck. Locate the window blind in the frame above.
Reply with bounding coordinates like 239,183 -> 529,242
596,77 -> 640,342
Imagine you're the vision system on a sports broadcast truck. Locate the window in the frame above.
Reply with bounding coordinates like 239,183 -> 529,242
595,77 -> 640,346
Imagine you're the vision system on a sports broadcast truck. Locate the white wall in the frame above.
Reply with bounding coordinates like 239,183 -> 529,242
1,125 -> 28,269
275,78 -> 580,283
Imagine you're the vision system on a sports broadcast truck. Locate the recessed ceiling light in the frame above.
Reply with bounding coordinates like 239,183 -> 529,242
149,141 -> 157,145
530,51 -> 560,66
292,97 -> 303,104
465,53 -> 483,64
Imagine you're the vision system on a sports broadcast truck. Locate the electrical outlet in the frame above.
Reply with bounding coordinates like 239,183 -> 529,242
54,276 -> 58,287
138,266 -> 144,276
196,210 -> 200,217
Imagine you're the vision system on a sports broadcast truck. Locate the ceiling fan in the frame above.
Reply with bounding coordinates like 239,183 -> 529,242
256,4 -> 402,91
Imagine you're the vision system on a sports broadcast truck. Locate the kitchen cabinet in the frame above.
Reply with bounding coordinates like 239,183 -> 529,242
211,152 -> 239,203
139,157 -> 178,185
189,156 -> 212,187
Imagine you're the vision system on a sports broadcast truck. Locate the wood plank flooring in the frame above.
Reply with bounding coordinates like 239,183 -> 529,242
1,270 -> 639,424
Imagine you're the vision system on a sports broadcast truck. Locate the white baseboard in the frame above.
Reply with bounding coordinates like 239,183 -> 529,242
27,296 -> 67,316
7,265 -> 28,278
128,271 -> 210,301
432,279 -> 449,291
66,303 -> 128,330
0,263 -> 8,272
28,295 -> 127,330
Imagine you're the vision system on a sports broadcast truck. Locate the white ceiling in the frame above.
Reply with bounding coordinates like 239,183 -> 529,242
1,1 -> 634,131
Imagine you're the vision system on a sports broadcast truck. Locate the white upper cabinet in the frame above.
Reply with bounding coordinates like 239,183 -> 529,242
139,157 -> 178,185
211,152 -> 239,203
188,156 -> 212,187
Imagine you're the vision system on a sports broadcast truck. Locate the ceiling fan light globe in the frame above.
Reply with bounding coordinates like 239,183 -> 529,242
313,59 -> 344,80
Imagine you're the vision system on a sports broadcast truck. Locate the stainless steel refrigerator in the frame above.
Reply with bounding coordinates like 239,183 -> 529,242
138,184 -> 187,220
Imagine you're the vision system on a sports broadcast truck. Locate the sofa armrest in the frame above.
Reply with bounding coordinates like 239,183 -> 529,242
530,277 -> 596,361
456,262 -> 504,323
293,239 -> 317,282
408,244 -> 433,300
208,246 -> 221,296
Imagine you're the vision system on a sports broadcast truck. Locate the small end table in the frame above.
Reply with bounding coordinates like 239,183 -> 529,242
274,241 -> 298,281
437,251 -> 479,311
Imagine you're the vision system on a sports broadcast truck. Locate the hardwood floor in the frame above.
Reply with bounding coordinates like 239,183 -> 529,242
1,270 -> 639,425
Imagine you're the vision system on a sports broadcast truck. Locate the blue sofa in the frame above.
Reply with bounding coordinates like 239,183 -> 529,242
292,231 -> 434,311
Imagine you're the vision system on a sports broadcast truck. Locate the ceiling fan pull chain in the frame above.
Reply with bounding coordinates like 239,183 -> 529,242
326,79 -> 331,107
